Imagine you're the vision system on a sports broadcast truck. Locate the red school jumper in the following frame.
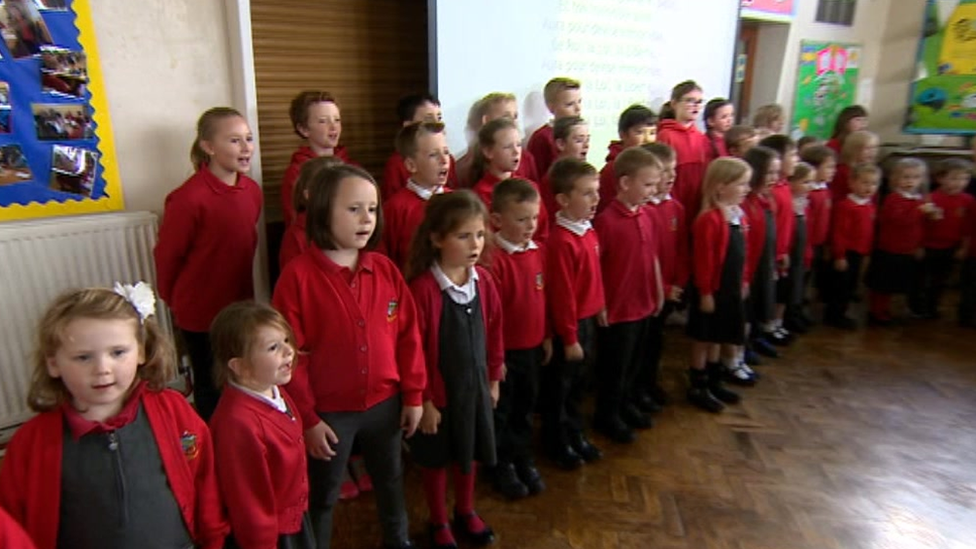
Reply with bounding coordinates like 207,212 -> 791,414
829,163 -> 852,204
154,165 -> 262,332
0,388 -> 228,549
381,150 -> 458,201
527,124 -> 557,179
924,190 -> 975,250
279,212 -> 308,271
594,200 -> 662,324
409,267 -> 505,407
706,130 -> 729,163
382,184 -> 449,269
546,216 -> 606,345
647,196 -> 689,299
742,193 -> 772,285
657,119 -> 710,216
488,238 -> 548,350
807,182 -> 832,251
272,249 -> 427,428
691,208 -> 750,296
877,192 -> 926,255
280,145 -> 354,227
771,179 -> 795,264
597,141 -> 626,213
209,386 -> 307,548
831,196 -> 876,259
0,506 -> 35,549
455,148 -> 539,189
473,171 -> 550,243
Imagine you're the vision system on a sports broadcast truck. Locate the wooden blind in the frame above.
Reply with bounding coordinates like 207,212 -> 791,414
250,0 -> 429,222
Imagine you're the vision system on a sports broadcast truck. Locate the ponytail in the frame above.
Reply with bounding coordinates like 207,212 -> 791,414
190,107 -> 245,171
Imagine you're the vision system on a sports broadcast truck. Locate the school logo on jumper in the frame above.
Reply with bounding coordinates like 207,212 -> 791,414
387,299 -> 398,322
181,431 -> 199,460
535,272 -> 544,290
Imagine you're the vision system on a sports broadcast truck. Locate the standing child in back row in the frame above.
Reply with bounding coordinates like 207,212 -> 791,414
657,80 -> 710,216
540,115 -> 590,221
527,77 -> 583,178
458,92 -> 540,187
381,93 -> 458,199
598,104 -> 657,212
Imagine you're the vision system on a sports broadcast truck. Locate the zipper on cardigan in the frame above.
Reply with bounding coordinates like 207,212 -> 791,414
107,431 -> 128,528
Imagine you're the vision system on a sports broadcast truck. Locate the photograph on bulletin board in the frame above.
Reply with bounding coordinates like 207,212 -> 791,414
904,0 -> 976,135
790,41 -> 861,141
0,0 -> 122,222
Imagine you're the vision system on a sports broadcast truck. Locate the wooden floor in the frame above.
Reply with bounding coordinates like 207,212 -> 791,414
332,305 -> 976,549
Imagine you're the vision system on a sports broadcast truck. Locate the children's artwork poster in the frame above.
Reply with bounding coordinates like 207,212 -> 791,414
740,0 -> 796,22
0,0 -> 122,222
903,0 -> 976,135
790,40 -> 861,141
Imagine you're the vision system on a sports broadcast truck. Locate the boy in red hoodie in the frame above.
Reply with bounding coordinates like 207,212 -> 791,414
381,93 -> 458,199
526,77 -> 582,178
657,80 -> 710,216
598,104 -> 657,212
539,116 -> 590,221
281,91 -> 355,227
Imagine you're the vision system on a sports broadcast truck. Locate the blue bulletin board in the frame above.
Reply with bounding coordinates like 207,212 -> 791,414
0,0 -> 122,221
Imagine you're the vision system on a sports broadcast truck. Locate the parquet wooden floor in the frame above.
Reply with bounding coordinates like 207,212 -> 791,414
332,312 -> 976,549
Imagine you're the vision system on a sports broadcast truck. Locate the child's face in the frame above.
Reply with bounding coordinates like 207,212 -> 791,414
300,101 -> 342,151
852,173 -> 880,198
939,169 -> 970,194
46,317 -> 144,420
551,89 -> 582,118
237,325 -> 295,392
732,134 -> 758,157
857,138 -> 879,163
619,166 -> 661,208
485,99 -> 518,124
709,105 -> 735,133
781,146 -> 799,178
658,159 -> 677,195
816,156 -> 837,182
330,176 -> 378,250
767,117 -> 784,134
409,101 -> 442,125
790,174 -> 813,197
621,124 -> 655,148
204,116 -> 254,174
717,174 -> 750,206
762,158 -> 782,193
406,132 -> 451,187
434,216 -> 486,269
492,198 -> 540,247
557,124 -> 590,160
674,90 -> 704,123
848,116 -> 868,133
895,167 -> 925,194
558,174 -> 600,221
484,127 -> 522,173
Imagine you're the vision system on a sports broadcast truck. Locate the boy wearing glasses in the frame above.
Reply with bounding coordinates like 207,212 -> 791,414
657,80 -> 710,216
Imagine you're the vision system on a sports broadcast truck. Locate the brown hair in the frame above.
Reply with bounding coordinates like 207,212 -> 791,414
933,157 -> 975,179
305,164 -> 384,250
752,104 -> 784,129
467,92 -> 517,132
851,162 -> 882,181
701,157 -> 752,212
789,162 -> 815,184
549,157 -> 597,197
641,142 -> 676,163
293,156 -> 344,215
28,287 -> 176,413
670,80 -> 702,103
543,77 -> 581,107
725,125 -> 758,154
840,130 -> 878,164
190,107 -> 245,171
470,117 -> 520,184
553,116 -> 586,141
830,105 -> 868,141
405,190 -> 489,281
614,146 -> 662,180
209,301 -> 296,389
395,121 -> 446,160
743,146 -> 780,192
491,177 -> 539,213
799,144 -> 837,168
289,90 -> 338,138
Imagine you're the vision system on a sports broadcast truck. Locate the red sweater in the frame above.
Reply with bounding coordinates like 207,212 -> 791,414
829,163 -> 851,203
0,506 -> 35,549
877,193 -> 925,255
0,389 -> 228,549
742,193 -> 772,284
771,180 -> 795,259
826,137 -> 841,155
281,145 -> 354,227
527,124 -> 557,179
381,150 -> 458,201
692,208 -> 749,295
382,186 -> 447,269
546,221 -> 605,345
706,131 -> 729,163
473,172 -> 550,243
488,241 -> 547,350
409,268 -> 505,408
831,196 -> 876,258
279,213 -> 308,271
272,249 -> 427,428
924,190 -> 974,250
657,120 -> 709,215
597,141 -> 626,213
648,197 -> 689,296
517,148 -> 541,182
210,386 -> 307,549
457,148 -> 540,189
807,184 -> 832,247
594,200 -> 661,323
154,165 -> 262,332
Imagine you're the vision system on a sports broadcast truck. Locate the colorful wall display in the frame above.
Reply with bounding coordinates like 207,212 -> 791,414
904,0 -> 976,135
0,0 -> 122,222
790,40 -> 862,140
740,0 -> 796,22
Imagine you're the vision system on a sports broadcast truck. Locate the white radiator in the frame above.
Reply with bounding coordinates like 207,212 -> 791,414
0,211 -> 173,439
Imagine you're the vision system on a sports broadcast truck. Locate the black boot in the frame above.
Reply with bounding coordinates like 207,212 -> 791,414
706,362 -> 741,404
686,368 -> 724,413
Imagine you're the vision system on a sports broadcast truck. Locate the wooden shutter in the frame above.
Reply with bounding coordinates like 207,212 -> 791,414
250,0 -> 429,222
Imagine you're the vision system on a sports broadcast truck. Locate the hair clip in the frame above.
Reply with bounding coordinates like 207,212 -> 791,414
113,281 -> 156,323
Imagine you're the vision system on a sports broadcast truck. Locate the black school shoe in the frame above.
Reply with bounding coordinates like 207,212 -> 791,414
620,404 -> 653,429
633,392 -> 663,414
452,510 -> 495,546
752,337 -> 780,358
514,460 -> 546,495
763,329 -> 790,346
547,444 -> 584,470
706,362 -> 741,404
687,368 -> 724,413
490,462 -> 529,500
593,414 -> 636,444
569,432 -> 603,462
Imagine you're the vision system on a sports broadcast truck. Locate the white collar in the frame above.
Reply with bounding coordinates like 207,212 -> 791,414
431,262 -> 478,304
793,196 -> 808,215
228,381 -> 290,415
494,233 -> 538,254
406,179 -> 444,201
810,181 -> 829,190
555,211 -> 592,236
847,193 -> 872,206
648,196 -> 662,205
898,190 -> 922,200
724,205 -> 745,226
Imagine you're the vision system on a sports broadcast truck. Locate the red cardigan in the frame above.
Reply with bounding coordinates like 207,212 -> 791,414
409,268 -> 505,408
924,190 -> 974,250
381,150 -> 458,201
594,200 -> 662,323
281,145 -> 354,227
657,120 -> 709,215
546,223 -> 605,345
691,208 -> 749,295
742,193 -> 771,285
0,506 -> 35,549
527,124 -> 557,179
648,198 -> 689,297
473,171 -> 549,243
771,180 -> 795,260
488,243 -> 547,350
597,141 -> 626,213
807,185 -> 832,247
0,389 -> 228,549
279,213 -> 308,271
154,165 -> 262,332
272,249 -> 427,428
831,196 -> 876,258
381,186 -> 447,269
210,386 -> 307,549
876,193 -> 925,255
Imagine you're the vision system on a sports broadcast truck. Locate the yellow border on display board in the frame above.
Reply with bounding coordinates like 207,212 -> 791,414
0,0 -> 124,222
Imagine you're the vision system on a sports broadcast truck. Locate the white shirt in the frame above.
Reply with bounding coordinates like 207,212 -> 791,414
847,193 -> 872,206
898,191 -> 922,200
406,179 -> 445,201
810,181 -> 829,190
555,211 -> 592,236
494,233 -> 538,254
724,205 -> 745,226
431,262 -> 478,304
793,196 -> 809,216
228,381 -> 290,415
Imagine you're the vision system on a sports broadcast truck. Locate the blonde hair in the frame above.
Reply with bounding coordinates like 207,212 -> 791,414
888,157 -> 928,192
701,157 -> 752,212
209,301 -> 296,389
470,117 -> 519,184
543,77 -> 581,107
28,287 -> 176,412
752,104 -> 783,130
467,92 -> 517,132
840,130 -> 878,164
190,107 -> 245,171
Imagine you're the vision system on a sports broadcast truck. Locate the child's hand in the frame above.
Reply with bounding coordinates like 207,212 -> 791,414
834,258 -> 848,272
596,308 -> 609,327
401,405 -> 424,438
489,381 -> 500,408
418,401 -> 440,436
565,342 -> 584,361
700,294 -> 715,313
305,421 -> 339,461
542,338 -> 553,365
669,286 -> 684,302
